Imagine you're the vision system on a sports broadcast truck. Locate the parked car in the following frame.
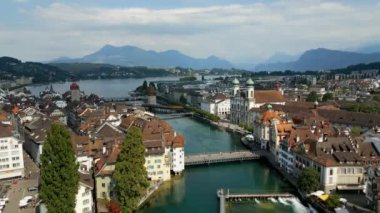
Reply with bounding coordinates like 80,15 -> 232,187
27,186 -> 38,192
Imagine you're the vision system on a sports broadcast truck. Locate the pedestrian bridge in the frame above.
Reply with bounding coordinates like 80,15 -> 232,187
185,151 -> 260,166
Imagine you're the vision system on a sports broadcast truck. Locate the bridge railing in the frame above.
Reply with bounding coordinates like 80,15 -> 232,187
185,150 -> 254,157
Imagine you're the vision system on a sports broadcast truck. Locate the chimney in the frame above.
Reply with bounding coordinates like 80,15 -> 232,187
296,136 -> 300,142
102,146 -> 106,154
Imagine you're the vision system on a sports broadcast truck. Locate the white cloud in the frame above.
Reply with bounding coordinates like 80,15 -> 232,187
1,1 -> 380,63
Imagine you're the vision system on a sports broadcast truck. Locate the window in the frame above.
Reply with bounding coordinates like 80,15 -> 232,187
13,163 -> 20,168
155,159 -> 161,163
101,183 -> 106,188
83,199 -> 90,205
0,164 -> 9,169
82,207 -> 90,213
12,157 -> 19,161
329,169 -> 333,176
157,165 -> 161,169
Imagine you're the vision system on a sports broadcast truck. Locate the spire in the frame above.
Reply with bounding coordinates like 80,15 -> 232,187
246,78 -> 254,86
232,78 -> 240,85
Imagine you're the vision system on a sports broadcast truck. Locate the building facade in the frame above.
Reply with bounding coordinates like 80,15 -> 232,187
0,124 -> 24,180
230,78 -> 286,125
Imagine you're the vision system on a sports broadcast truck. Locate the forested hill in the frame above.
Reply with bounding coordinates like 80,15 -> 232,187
0,56 -> 69,83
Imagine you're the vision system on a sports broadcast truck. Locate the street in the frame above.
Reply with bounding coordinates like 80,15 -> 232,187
2,151 -> 39,213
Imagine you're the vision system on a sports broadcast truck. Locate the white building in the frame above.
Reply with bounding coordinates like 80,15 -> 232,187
171,134 -> 185,175
200,93 -> 230,119
75,172 -> 94,213
293,137 -> 365,193
0,124 -> 24,180
230,78 -> 286,125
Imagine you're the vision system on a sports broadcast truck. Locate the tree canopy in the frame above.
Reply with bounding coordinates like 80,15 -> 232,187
40,123 -> 79,213
351,126 -> 362,136
326,194 -> 341,209
179,94 -> 187,104
114,127 -> 149,212
297,167 -> 320,193
306,91 -> 319,102
322,93 -> 334,102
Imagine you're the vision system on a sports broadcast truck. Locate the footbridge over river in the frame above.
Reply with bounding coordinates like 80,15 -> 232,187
185,151 -> 260,166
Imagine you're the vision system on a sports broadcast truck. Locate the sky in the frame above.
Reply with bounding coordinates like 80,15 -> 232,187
1,0 -> 380,64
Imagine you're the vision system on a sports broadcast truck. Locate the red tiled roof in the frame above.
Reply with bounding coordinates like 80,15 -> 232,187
254,90 -> 286,103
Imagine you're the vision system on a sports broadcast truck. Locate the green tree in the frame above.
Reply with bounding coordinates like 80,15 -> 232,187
40,123 -> 79,213
326,194 -> 341,208
297,167 -> 320,193
306,91 -> 319,102
114,127 -> 149,212
374,95 -> 380,102
351,126 -> 362,136
142,80 -> 148,90
179,94 -> 187,104
148,82 -> 156,90
322,93 -> 334,102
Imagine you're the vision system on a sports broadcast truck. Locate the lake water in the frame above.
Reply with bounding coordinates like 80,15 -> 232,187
27,77 -> 180,97
26,75 -> 223,98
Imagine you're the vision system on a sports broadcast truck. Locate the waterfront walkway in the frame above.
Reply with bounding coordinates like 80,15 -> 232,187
159,112 -> 194,119
185,151 -> 260,166
210,121 -> 249,135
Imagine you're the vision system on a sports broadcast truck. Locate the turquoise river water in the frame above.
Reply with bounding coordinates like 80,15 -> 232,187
140,117 -> 308,213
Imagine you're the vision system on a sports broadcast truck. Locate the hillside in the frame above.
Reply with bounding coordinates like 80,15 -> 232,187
0,56 -> 69,83
52,45 -> 233,69
255,48 -> 380,71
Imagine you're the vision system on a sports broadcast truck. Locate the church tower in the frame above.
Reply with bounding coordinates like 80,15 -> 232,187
247,78 -> 254,99
232,78 -> 240,96
247,78 -> 255,108
70,82 -> 80,102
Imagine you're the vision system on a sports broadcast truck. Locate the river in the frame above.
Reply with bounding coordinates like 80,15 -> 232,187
141,117 -> 307,213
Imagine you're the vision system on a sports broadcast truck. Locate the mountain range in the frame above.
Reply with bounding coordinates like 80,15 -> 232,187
52,45 -> 233,69
255,48 -> 380,71
52,44 -> 380,71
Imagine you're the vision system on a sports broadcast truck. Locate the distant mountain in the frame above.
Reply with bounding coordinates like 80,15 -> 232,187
263,52 -> 299,64
255,48 -> 380,71
354,44 -> 380,54
52,45 -> 233,69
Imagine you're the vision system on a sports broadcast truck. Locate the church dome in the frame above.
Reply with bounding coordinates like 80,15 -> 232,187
70,82 -> 80,90
232,78 -> 240,85
246,78 -> 254,86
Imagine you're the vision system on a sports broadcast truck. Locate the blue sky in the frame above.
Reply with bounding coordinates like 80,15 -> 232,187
1,0 -> 380,64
